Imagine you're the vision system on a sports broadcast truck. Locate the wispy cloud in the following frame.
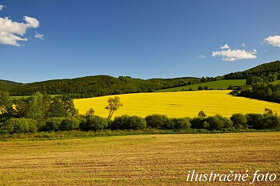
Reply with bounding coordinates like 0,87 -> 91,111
220,44 -> 230,49
0,5 -> 4,11
199,55 -> 206,59
265,35 -> 280,47
241,43 -> 246,47
212,44 -> 257,62
34,32 -> 44,40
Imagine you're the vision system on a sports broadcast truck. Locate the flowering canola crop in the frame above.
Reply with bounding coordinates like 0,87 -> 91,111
74,90 -> 280,118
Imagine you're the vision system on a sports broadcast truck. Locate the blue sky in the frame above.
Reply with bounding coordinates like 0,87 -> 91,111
0,0 -> 280,83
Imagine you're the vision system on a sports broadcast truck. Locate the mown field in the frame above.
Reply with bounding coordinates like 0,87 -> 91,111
158,79 -> 246,92
74,90 -> 280,118
0,132 -> 279,185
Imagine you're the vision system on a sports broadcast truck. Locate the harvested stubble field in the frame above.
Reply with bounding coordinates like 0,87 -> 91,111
74,90 -> 280,118
0,132 -> 280,185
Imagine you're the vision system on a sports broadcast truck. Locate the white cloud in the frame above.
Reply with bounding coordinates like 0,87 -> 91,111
265,35 -> 280,47
0,16 -> 40,46
34,32 -> 44,40
212,48 -> 257,62
24,16 -> 39,28
199,55 -> 206,59
220,44 -> 230,49
0,5 -> 4,11
241,43 -> 246,47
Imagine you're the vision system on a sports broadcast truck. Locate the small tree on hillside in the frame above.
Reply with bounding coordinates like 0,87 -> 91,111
86,108 -> 95,116
265,108 -> 273,115
105,96 -> 123,120
198,110 -> 207,118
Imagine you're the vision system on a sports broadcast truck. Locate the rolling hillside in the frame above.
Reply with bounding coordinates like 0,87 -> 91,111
2,76 -> 200,97
0,60 -> 279,97
224,60 -> 280,79
157,79 -> 246,92
0,80 -> 21,92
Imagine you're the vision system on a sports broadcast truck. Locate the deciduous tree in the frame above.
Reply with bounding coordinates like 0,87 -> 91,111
105,96 -> 122,120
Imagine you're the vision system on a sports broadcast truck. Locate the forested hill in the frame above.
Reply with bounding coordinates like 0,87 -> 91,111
0,80 -> 21,92
224,60 -> 280,79
2,75 -> 200,97
1,60 -> 280,97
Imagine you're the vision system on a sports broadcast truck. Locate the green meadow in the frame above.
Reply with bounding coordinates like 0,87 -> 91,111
158,79 -> 246,92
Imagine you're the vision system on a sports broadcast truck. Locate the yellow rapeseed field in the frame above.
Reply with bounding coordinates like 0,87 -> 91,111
74,90 -> 280,118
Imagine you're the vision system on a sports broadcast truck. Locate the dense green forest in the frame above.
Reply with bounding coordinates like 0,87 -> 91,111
0,76 -> 200,97
224,60 -> 280,80
0,80 -> 21,92
231,83 -> 280,103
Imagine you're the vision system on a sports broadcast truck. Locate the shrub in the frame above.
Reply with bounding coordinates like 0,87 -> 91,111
206,115 -> 233,130
202,121 -> 210,130
45,117 -> 65,131
205,116 -> 223,130
112,115 -> 146,130
77,116 -> 87,126
230,113 -> 248,129
0,118 -> 38,134
36,120 -> 47,132
145,114 -> 169,129
80,116 -> 108,131
262,114 -> 280,129
245,114 -> 264,129
60,117 -> 80,131
198,86 -> 203,90
190,117 -> 206,129
165,118 -> 191,129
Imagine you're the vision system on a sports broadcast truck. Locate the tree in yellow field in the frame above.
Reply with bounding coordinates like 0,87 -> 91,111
86,108 -> 95,116
105,96 -> 123,120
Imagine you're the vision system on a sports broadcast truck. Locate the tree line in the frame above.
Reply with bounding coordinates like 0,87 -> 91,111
231,83 -> 280,103
1,111 -> 279,135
